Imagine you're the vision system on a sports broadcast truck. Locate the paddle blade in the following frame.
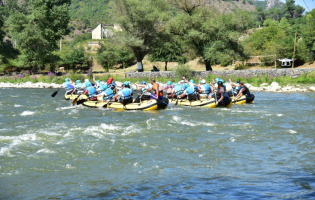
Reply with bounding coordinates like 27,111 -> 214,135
72,98 -> 78,106
51,91 -> 58,97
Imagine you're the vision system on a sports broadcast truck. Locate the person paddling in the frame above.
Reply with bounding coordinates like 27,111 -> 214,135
235,82 -> 251,99
81,82 -> 96,99
164,81 -> 174,98
113,83 -> 133,105
134,81 -> 151,103
197,79 -> 211,98
72,80 -> 84,94
146,79 -> 163,100
61,78 -> 75,94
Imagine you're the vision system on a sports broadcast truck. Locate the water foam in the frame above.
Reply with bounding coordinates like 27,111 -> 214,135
36,148 -> 55,154
20,111 -> 35,116
14,104 -> 22,107
288,130 -> 297,134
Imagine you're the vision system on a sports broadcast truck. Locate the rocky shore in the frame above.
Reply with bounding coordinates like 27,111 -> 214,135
1,81 -> 315,93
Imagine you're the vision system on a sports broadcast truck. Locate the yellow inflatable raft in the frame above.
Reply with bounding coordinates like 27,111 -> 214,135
171,98 -> 232,108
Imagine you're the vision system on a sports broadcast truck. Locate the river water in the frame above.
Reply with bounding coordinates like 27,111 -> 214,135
0,88 -> 315,199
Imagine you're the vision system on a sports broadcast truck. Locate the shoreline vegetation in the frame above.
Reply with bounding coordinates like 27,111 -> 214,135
1,70 -> 315,93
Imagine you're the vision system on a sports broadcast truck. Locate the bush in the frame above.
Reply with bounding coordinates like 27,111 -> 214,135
235,64 -> 247,70
175,64 -> 192,79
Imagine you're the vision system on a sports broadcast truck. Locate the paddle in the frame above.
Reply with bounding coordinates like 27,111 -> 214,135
51,88 -> 61,97
72,94 -> 81,106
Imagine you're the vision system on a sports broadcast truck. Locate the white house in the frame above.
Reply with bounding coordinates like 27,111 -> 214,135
92,24 -> 122,39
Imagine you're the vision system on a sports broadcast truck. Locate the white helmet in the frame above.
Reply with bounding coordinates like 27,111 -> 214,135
201,79 -> 206,84
85,79 -> 89,82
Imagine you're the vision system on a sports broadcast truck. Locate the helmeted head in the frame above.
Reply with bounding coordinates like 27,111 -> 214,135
236,80 -> 240,83
97,80 -> 100,83
85,79 -> 89,82
124,81 -> 129,86
167,81 -> 172,85
217,81 -> 223,87
183,83 -> 189,89
109,77 -> 113,81
142,81 -> 147,85
201,79 -> 206,84
107,79 -> 112,84
65,78 -> 69,82
121,84 -> 126,88
215,78 -> 220,83
85,82 -> 91,87
76,80 -> 80,84
189,79 -> 194,83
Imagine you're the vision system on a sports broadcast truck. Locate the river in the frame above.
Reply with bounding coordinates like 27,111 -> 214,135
0,88 -> 315,199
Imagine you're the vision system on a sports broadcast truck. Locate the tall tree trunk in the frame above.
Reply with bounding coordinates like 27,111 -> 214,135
165,61 -> 168,71
205,60 -> 212,71
122,61 -> 125,69
32,65 -> 37,75
134,48 -> 146,72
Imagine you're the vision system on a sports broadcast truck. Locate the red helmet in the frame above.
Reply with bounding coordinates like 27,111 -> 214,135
109,77 -> 113,80
107,79 -> 112,84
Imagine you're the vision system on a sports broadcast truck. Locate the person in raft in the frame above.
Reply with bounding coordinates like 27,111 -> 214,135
146,79 -> 163,100
164,81 -> 174,98
71,80 -> 84,94
197,79 -> 211,98
235,82 -> 251,99
171,82 -> 184,99
113,83 -> 133,105
229,79 -> 241,95
105,77 -> 117,94
61,78 -> 75,94
81,81 -> 96,98
211,81 -> 230,106
95,84 -> 115,102
134,81 -> 152,103
177,83 -> 196,101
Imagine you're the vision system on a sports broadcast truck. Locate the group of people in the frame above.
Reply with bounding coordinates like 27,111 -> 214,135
62,75 -> 251,106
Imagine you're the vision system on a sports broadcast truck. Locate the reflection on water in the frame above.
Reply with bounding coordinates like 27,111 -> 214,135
0,88 -> 315,199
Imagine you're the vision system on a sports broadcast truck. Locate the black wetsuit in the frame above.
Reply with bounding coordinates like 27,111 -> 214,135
241,85 -> 250,96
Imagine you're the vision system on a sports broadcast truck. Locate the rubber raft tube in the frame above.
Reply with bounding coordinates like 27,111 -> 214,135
231,94 -> 255,104
170,97 -> 232,108
76,96 -> 168,111
65,94 -> 79,100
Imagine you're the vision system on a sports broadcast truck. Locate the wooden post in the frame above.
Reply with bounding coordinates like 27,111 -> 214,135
292,32 -> 297,68
275,54 -> 276,69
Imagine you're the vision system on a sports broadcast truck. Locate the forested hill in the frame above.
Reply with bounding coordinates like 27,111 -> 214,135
68,0 -> 283,28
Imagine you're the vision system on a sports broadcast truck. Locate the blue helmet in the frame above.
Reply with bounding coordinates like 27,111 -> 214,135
85,82 -> 91,87
189,79 -> 194,83
124,81 -> 129,86
142,81 -> 147,84
76,80 -> 80,83
215,78 -> 220,83
167,81 -> 172,85
97,80 -> 100,83
220,79 -> 225,83
65,78 -> 69,82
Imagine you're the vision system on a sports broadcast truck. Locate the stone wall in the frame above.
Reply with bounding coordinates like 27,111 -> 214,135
125,68 -> 315,79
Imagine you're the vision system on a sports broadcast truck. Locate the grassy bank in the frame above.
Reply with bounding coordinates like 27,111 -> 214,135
0,71 -> 315,87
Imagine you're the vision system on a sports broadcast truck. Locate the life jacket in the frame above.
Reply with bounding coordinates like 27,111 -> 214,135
97,83 -> 106,92
107,83 -> 116,94
153,83 -> 163,97
174,84 -> 183,95
200,84 -> 210,94
104,88 -> 114,99
76,83 -> 83,89
185,86 -> 194,95
86,86 -> 96,97
193,84 -> 198,92
120,88 -> 132,100
165,85 -> 174,94
63,81 -> 74,91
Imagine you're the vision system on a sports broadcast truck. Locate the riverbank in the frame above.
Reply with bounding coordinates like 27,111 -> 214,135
1,81 -> 315,93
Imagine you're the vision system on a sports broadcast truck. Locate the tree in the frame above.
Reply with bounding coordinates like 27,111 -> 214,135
110,0 -> 170,72
63,47 -> 86,70
0,13 -> 19,65
170,0 -> 206,16
148,40 -> 187,71
8,0 -> 70,74
169,8 -> 252,70
263,19 -> 277,27
278,17 -> 290,30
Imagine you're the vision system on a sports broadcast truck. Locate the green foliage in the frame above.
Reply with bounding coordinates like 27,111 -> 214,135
170,8 -> 253,70
62,47 -> 87,69
148,40 -> 187,71
175,64 -> 192,79
263,19 -> 277,27
69,0 -> 111,27
8,0 -> 71,74
110,0 -> 170,70
71,33 -> 92,46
